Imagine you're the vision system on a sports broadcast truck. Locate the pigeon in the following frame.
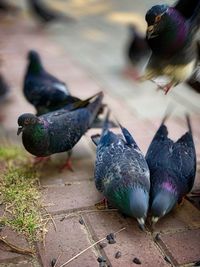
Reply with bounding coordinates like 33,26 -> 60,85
126,24 -> 151,69
23,50 -> 80,115
91,111 -> 150,230
141,0 -> 200,94
17,92 -> 103,168
186,41 -> 200,93
27,0 -> 75,25
0,73 -> 9,101
0,0 -> 20,15
146,113 -> 196,225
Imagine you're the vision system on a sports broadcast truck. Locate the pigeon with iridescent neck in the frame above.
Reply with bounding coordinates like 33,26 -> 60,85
146,114 -> 196,225
17,92 -> 103,169
91,112 -> 150,230
142,0 -> 200,94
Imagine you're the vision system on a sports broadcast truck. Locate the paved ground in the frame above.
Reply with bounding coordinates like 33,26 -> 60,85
0,0 -> 200,266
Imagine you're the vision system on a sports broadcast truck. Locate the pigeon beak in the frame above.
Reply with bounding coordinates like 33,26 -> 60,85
147,25 -> 156,39
17,126 -> 23,135
137,218 -> 145,231
151,216 -> 159,225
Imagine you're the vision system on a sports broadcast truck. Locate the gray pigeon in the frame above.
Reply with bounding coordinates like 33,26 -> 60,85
91,112 -> 150,230
17,92 -> 103,168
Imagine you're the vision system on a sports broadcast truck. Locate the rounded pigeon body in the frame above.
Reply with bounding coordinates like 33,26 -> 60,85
18,92 -> 103,157
23,50 -> 80,115
92,117 -> 150,229
146,114 -> 196,224
143,0 -> 200,93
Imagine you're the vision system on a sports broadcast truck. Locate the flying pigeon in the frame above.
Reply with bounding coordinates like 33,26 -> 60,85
146,113 -> 196,225
141,0 -> 200,94
91,111 -> 150,230
17,92 -> 103,169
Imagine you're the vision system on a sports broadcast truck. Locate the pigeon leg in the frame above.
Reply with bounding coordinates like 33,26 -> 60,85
60,150 -> 73,172
123,66 -> 140,80
34,156 -> 51,164
95,198 -> 108,210
163,81 -> 174,94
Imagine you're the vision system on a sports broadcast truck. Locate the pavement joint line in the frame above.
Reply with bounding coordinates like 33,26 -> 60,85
47,207 -> 118,217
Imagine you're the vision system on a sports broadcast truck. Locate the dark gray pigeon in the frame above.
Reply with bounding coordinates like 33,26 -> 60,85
146,113 -> 196,225
27,0 -> 75,24
23,50 -> 80,116
17,92 -> 103,167
91,112 -> 150,230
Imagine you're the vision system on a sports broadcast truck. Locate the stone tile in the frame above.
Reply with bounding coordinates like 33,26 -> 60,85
42,181 -> 102,214
40,158 -> 95,186
150,200 -> 200,234
0,227 -> 31,264
159,229 -> 200,265
84,211 -> 168,267
37,216 -> 99,267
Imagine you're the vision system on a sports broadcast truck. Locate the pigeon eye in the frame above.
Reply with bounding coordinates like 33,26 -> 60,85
155,14 -> 162,23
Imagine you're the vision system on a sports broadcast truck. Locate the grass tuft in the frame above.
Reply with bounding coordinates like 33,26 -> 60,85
0,145 -> 49,242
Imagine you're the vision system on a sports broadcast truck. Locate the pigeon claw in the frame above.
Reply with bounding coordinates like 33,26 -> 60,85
60,158 -> 74,172
34,156 -> 51,164
95,198 -> 108,210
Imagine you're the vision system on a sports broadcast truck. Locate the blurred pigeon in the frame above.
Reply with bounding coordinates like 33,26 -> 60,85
126,24 -> 150,70
17,92 -> 103,168
141,0 -> 200,94
0,0 -> 20,15
27,0 -> 75,24
0,73 -> 9,101
146,113 -> 196,225
0,73 -> 10,121
23,50 -> 80,115
186,41 -> 200,93
91,111 -> 150,230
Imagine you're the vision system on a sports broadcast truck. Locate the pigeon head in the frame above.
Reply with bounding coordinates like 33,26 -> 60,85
17,113 -> 39,135
145,4 -> 169,39
27,50 -> 43,74
129,187 -> 149,231
151,188 -> 177,225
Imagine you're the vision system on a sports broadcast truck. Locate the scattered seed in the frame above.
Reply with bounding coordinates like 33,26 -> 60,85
133,257 -> 141,264
60,216 -> 65,222
79,218 -> 84,225
106,233 -> 116,244
194,260 -> 200,266
164,256 -> 171,264
115,251 -> 122,259
155,233 -> 161,241
51,258 -> 56,267
97,256 -> 106,263
99,242 -> 107,249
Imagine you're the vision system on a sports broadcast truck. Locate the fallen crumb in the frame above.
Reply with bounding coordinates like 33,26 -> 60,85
132,257 -> 141,264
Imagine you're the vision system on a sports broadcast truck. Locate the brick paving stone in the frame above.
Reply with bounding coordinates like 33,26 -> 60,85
150,200 -> 200,234
42,181 -> 101,214
40,158 -> 95,186
37,216 -> 99,267
84,211 -> 168,267
159,229 -> 200,265
0,227 -> 32,264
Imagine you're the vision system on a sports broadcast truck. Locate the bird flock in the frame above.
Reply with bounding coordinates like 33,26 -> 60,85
0,0 -> 199,231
